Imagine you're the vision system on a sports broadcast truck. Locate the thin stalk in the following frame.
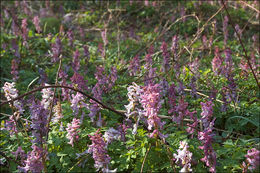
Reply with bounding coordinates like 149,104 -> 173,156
1,85 -> 125,118
140,144 -> 151,173
221,0 -> 260,89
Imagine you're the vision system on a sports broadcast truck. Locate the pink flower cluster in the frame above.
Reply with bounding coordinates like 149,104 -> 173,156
124,82 -> 143,118
88,129 -> 111,171
52,102 -> 63,123
173,141 -> 193,172
171,35 -> 179,58
140,83 -> 166,138
3,113 -> 19,135
41,83 -> 53,110
59,69 -> 70,101
200,101 -> 214,128
70,92 -> 89,116
186,111 -> 198,137
30,100 -> 48,144
245,148 -> 260,170
223,16 -> 229,46
89,66 -> 117,121
67,30 -> 74,47
172,97 -> 188,124
70,72 -> 88,91
212,47 -> 223,75
128,55 -> 140,76
51,37 -> 62,63
66,118 -> 80,147
32,16 -> 41,33
104,128 -> 121,144
12,146 -> 26,162
11,39 -> 20,58
234,24 -> 242,39
161,41 -> 170,73
19,145 -> 46,173
21,18 -> 28,45
140,84 -> 161,130
198,120 -> 216,173
145,45 -> 154,69
72,49 -> 80,72
3,82 -> 24,114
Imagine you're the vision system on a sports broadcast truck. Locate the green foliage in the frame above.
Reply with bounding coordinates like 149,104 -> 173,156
0,1 -> 259,172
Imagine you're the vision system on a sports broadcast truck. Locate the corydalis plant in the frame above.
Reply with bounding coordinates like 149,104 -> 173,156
223,48 -> 237,104
140,83 -> 166,138
3,115 -> 18,135
3,82 -> 24,114
200,101 -> 214,128
89,66 -> 117,121
101,29 -> 108,47
104,127 -> 121,144
234,24 -> 242,39
12,146 -> 26,162
51,37 -> 62,63
173,141 -> 193,172
70,72 -> 88,91
244,148 -> 260,171
11,39 -> 20,58
21,18 -> 28,46
66,118 -> 80,147
18,145 -> 46,173
70,92 -> 89,117
88,129 -> 115,172
32,16 -> 41,33
52,102 -> 63,123
59,69 -> 70,101
124,82 -> 143,119
223,16 -> 229,46
72,49 -> 80,72
212,47 -> 223,75
128,55 -> 140,76
198,120 -> 216,173
30,100 -> 48,144
144,45 -> 154,69
67,30 -> 74,47
171,35 -> 179,58
41,83 -> 53,110
161,41 -> 170,73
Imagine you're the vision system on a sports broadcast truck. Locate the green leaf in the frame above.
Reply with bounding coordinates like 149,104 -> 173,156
227,116 -> 259,127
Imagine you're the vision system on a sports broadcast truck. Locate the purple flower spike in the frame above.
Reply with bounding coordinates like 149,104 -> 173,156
18,145 -> 46,173
198,119 -> 216,173
67,30 -> 74,47
21,18 -> 28,45
72,49 -> 80,72
2,82 -> 24,114
200,101 -> 214,128
32,16 -> 41,33
212,47 -> 223,75
51,37 -> 62,63
66,118 -> 80,147
223,16 -> 229,46
245,148 -> 260,170
161,41 -> 170,73
128,55 -> 140,76
88,129 -> 111,171
70,72 -> 88,91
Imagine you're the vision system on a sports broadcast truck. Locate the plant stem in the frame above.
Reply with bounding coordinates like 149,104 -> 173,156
221,0 -> 260,89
